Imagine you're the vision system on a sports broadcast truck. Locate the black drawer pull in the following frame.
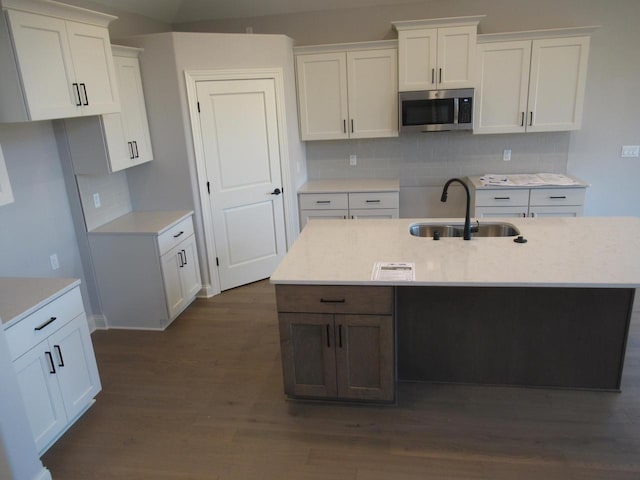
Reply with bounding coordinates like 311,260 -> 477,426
320,298 -> 345,303
365,200 -> 381,203
34,317 -> 56,331
173,231 -> 184,238
45,351 -> 56,374
54,345 -> 64,367
316,200 -> 331,204
494,197 -> 511,200
549,196 -> 567,199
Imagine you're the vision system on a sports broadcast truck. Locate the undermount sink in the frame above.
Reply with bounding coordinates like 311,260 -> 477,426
409,222 -> 520,238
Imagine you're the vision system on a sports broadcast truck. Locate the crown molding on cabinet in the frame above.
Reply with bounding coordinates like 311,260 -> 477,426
478,26 -> 600,43
111,44 -> 143,57
1,0 -> 117,27
391,15 -> 486,31
293,39 -> 397,55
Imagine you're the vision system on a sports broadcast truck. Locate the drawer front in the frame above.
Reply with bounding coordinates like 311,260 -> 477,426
475,189 -> 529,207
276,285 -> 393,315
529,188 -> 585,206
299,193 -> 348,210
5,286 -> 84,360
158,216 -> 195,255
349,192 -> 399,210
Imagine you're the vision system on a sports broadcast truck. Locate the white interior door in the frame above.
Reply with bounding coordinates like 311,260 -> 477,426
196,79 -> 287,291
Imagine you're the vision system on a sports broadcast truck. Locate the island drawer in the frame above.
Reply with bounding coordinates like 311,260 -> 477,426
529,188 -> 585,206
348,192 -> 399,210
276,285 -> 393,314
299,193 -> 348,210
157,216 -> 194,255
475,189 -> 529,207
5,286 -> 84,360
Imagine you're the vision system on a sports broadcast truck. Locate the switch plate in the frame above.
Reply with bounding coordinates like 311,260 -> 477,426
49,254 -> 59,270
93,193 -> 101,208
621,145 -> 640,157
503,149 -> 512,161
349,154 -> 357,166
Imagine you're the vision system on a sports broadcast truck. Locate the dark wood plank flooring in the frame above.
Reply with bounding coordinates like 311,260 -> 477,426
42,281 -> 640,479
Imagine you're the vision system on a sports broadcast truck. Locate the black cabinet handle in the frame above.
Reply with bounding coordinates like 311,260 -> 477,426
521,112 -> 525,127
128,142 -> 134,159
343,119 -> 346,133
34,317 -> 56,331
320,298 -> 345,303
173,231 -> 184,238
54,345 -> 64,367
326,324 -> 331,348
45,352 -> 56,374
178,251 -> 184,267
550,196 -> 567,199
351,119 -> 354,133
431,68 -> 435,84
439,68 -> 442,83
80,83 -> 89,106
365,200 -> 381,203
316,200 -> 330,204
72,83 -> 82,106
338,325 -> 343,348
181,249 -> 187,265
494,197 -> 511,200
133,141 -> 139,158
529,111 -> 534,126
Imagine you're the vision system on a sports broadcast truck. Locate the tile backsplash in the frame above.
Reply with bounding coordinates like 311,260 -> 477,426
306,131 -> 570,186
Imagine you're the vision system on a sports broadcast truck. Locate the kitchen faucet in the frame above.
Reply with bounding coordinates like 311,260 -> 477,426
440,178 -> 474,240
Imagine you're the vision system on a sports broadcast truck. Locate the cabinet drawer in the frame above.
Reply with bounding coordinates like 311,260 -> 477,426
276,285 -> 393,315
5,287 -> 84,361
299,193 -> 348,210
349,192 -> 399,210
157,216 -> 195,255
475,189 -> 529,207
529,188 -> 585,206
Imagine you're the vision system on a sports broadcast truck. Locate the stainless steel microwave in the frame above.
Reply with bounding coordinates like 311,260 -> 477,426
399,88 -> 474,132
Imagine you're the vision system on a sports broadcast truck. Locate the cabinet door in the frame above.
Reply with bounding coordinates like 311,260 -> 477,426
278,313 -> 338,398
66,21 -> 120,116
527,37 -> 590,132
347,49 -> 398,138
349,209 -> 398,219
474,41 -> 531,134
437,25 -> 477,89
161,247 -> 185,319
475,206 -> 528,219
334,314 -> 395,402
177,236 -> 201,302
6,10 -> 80,120
296,52 -> 349,140
529,205 -> 583,217
299,209 -> 348,229
114,54 -> 153,166
13,341 -> 67,453
397,28 -> 438,91
49,315 -> 101,421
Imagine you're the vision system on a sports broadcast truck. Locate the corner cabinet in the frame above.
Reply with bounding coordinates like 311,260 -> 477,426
0,0 -> 120,123
64,45 -> 153,174
474,29 -> 595,134
392,16 -> 483,91
295,41 -> 398,140
88,212 -> 202,330
3,282 -> 101,455
276,285 -> 395,403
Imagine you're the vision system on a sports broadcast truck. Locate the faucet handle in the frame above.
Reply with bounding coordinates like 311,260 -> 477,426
470,219 -> 480,233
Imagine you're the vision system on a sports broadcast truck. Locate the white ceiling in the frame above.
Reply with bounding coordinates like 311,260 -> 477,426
89,0 -> 422,24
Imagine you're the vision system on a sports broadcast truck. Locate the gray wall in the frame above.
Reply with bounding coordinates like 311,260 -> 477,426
178,0 -> 640,217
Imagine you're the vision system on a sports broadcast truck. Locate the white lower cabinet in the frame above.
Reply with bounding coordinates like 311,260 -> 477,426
89,212 -> 201,330
5,285 -> 101,455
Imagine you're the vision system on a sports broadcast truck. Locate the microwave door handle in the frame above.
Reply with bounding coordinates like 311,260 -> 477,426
453,97 -> 459,125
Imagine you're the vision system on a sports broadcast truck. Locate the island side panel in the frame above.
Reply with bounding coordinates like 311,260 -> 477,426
397,286 -> 634,390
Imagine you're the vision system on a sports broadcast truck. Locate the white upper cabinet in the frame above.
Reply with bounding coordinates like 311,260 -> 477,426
393,17 -> 484,91
0,0 -> 119,122
295,41 -> 398,141
474,29 -> 594,134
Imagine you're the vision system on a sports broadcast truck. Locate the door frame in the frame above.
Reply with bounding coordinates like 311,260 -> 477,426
184,68 -> 295,296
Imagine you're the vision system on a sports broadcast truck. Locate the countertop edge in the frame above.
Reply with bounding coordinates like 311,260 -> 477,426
88,210 -> 193,236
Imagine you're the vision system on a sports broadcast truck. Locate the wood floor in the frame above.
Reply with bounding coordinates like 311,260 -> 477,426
42,280 -> 640,479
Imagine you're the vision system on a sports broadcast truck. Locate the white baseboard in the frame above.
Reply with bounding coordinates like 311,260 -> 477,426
197,284 -> 219,298
88,314 -> 107,332
33,467 -> 52,480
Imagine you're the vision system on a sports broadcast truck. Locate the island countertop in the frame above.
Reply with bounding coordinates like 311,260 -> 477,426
270,217 -> 640,287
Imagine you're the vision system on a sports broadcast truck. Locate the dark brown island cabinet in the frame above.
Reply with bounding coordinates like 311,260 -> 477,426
276,285 -> 395,403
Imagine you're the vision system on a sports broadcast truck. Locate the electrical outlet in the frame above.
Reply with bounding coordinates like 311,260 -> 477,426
621,145 -> 640,158
49,254 -> 59,270
93,192 -> 101,208
349,154 -> 357,166
503,149 -> 512,161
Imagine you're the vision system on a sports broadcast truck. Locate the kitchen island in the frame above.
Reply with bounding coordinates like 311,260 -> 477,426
271,217 -> 640,402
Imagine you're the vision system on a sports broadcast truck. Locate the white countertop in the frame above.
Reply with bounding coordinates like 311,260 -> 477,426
298,179 -> 399,194
270,217 -> 640,287
467,174 -> 590,190
0,277 -> 80,327
88,210 -> 193,235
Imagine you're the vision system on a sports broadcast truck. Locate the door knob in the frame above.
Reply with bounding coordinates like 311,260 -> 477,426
270,188 -> 282,195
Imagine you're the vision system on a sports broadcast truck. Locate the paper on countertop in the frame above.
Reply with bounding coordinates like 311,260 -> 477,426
479,173 -> 580,187
372,262 -> 415,281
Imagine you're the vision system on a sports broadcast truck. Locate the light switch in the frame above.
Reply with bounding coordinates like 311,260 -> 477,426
349,154 -> 357,166
503,149 -> 512,161
49,254 -> 59,270
621,145 -> 640,157
93,193 -> 101,208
